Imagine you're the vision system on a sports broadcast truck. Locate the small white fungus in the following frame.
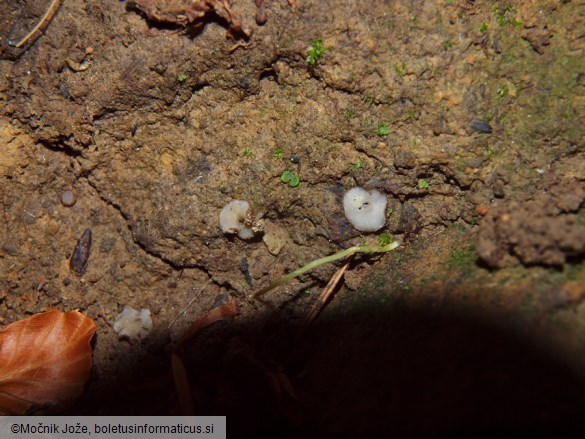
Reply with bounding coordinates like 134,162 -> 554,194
113,306 -> 153,341
219,200 -> 263,239
343,187 -> 388,232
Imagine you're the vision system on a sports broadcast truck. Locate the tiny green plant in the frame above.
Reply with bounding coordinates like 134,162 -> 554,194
344,109 -> 354,121
443,40 -> 454,50
281,170 -> 300,187
363,95 -> 375,107
479,23 -> 488,32
272,147 -> 283,160
252,240 -> 400,298
378,233 -> 393,246
492,4 -> 521,27
408,16 -> 417,30
394,62 -> 405,78
497,84 -> 509,99
306,38 -> 324,67
350,161 -> 363,172
447,244 -> 477,270
418,179 -> 429,190
376,123 -> 390,137
177,74 -> 188,82
406,110 -> 416,120
386,207 -> 394,217
242,147 -> 253,158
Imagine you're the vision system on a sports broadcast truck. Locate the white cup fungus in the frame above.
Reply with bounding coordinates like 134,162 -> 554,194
219,200 -> 263,239
343,187 -> 387,232
113,306 -> 153,341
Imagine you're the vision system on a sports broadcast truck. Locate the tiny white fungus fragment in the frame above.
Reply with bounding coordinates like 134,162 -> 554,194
219,200 -> 260,239
343,187 -> 387,232
113,306 -> 153,341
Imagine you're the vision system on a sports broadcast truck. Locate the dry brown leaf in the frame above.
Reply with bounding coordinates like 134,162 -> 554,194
172,300 -> 238,414
0,310 -> 96,414
176,300 -> 238,348
171,352 -> 195,415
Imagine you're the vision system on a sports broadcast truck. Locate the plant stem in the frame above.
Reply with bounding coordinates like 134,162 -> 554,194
9,0 -> 62,48
252,241 -> 400,298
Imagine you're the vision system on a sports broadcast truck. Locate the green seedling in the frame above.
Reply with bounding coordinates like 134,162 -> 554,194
306,38 -> 324,67
281,170 -> 300,187
363,95 -> 375,107
344,109 -> 354,121
378,233 -> 393,246
376,123 -> 390,137
418,179 -> 429,189
178,74 -> 188,82
492,4 -> 522,27
252,241 -> 400,298
448,244 -> 477,270
408,16 -> 417,30
394,62 -> 406,78
242,147 -> 253,158
272,148 -> 283,160
497,84 -> 509,99
350,161 -> 363,172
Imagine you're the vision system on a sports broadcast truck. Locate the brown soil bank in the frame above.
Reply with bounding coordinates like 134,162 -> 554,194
1,0 -> 584,436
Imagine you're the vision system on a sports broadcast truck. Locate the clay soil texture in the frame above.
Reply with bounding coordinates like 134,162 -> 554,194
1,0 -> 585,437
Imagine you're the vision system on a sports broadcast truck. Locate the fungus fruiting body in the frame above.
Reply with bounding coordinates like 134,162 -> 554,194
219,200 -> 263,239
113,306 -> 153,341
343,187 -> 387,232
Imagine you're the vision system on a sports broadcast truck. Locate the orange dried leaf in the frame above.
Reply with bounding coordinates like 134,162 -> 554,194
177,300 -> 238,347
0,310 -> 96,414
171,352 -> 195,415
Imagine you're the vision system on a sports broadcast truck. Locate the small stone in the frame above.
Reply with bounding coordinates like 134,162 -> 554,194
46,219 -> 60,235
476,206 -> 489,216
262,221 -> 290,255
469,120 -> 493,134
100,236 -> 117,253
61,190 -> 76,207
492,180 -> 506,198
394,150 -> 416,169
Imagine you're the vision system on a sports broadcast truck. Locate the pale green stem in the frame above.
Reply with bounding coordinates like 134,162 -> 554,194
252,241 -> 400,298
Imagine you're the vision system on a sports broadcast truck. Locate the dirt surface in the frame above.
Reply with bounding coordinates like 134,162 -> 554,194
1,0 -> 584,436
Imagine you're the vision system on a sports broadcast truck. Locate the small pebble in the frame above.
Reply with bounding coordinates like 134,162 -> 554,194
61,190 -> 76,207
469,120 -> 493,134
290,155 -> 300,164
70,229 -> 92,275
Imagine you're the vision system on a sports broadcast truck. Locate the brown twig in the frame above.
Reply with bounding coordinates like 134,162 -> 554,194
299,254 -> 354,333
168,279 -> 211,330
8,0 -> 62,49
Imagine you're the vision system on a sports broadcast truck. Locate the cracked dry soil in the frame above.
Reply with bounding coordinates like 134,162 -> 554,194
1,0 -> 585,436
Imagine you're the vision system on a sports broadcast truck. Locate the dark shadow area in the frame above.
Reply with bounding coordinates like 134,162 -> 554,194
69,290 -> 585,439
